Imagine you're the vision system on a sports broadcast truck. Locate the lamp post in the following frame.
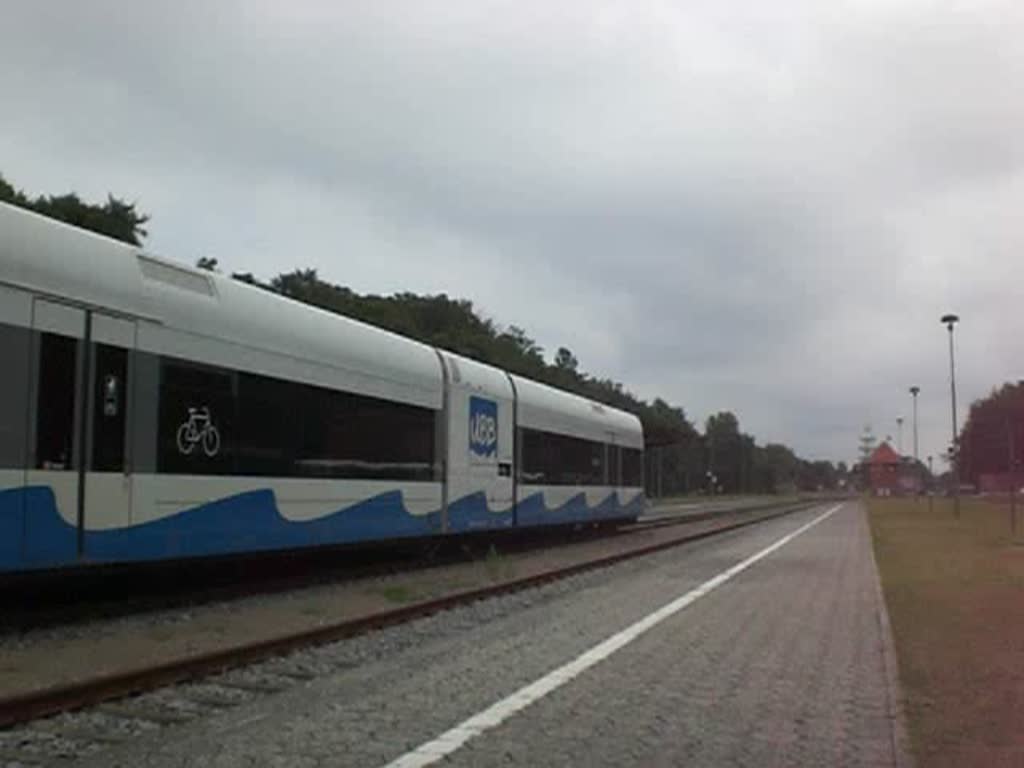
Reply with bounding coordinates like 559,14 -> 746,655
910,386 -> 920,496
909,387 -> 920,461
1008,418 -> 1017,536
927,455 -> 934,513
896,417 -> 904,456
941,314 -> 960,517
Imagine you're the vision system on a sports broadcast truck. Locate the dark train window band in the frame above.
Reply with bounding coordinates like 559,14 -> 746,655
621,446 -> 643,487
519,426 -> 643,487
156,356 -> 439,481
35,332 -> 79,470
0,323 -> 31,469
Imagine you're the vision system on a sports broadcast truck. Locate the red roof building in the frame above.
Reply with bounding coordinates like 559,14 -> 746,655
867,442 -> 921,496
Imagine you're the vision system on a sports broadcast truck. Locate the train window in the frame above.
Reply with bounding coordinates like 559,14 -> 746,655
35,332 -> 79,470
519,427 -> 606,486
0,325 -> 31,469
519,428 -> 545,483
621,447 -> 644,487
235,373 -> 293,476
153,355 -> 437,481
608,444 -> 621,486
157,359 -> 234,474
91,344 -> 129,471
294,384 -> 437,481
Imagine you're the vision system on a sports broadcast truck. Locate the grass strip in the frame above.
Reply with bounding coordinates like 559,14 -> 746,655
868,497 -> 1024,767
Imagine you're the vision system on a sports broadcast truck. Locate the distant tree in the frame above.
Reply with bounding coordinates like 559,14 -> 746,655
958,381 -> 1024,486
798,460 -> 838,491
755,443 -> 801,493
0,174 -> 26,206
196,257 -> 220,272
0,172 -> 148,245
554,347 -> 579,372
503,325 -> 544,362
704,412 -> 746,492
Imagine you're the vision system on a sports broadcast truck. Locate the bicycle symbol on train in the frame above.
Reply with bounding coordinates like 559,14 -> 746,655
176,406 -> 221,457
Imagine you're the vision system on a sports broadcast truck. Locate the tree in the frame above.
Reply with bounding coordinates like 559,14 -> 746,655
799,460 -> 838,491
1,173 -> 148,245
958,381 -> 1024,487
0,174 -> 26,206
554,347 -> 579,373
196,257 -> 220,272
756,443 -> 801,493
704,412 -> 746,493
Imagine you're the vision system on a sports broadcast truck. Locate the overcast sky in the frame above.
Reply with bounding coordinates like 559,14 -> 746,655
2,1 -> 1021,464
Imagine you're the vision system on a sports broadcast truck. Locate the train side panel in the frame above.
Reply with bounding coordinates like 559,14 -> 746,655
438,352 -> 516,533
512,374 -> 646,527
0,202 -> 447,573
0,201 -> 648,574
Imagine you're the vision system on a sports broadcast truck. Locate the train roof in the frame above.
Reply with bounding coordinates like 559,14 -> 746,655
0,201 -> 645,445
0,202 -> 443,408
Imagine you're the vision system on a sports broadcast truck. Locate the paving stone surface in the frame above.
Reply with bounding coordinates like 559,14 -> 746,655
74,502 -> 906,768
448,501 -> 906,768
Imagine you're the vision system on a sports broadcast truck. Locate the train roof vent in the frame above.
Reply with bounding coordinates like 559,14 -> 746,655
137,255 -> 215,297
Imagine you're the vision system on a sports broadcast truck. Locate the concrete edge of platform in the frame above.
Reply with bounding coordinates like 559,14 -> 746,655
863,501 -> 915,768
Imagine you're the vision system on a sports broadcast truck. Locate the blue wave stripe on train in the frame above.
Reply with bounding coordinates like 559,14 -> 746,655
0,485 -> 643,572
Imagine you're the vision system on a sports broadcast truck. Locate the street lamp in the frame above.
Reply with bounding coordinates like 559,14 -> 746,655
910,386 -> 920,497
941,313 -> 960,517
896,417 -> 904,456
928,455 -> 934,513
909,387 -> 920,462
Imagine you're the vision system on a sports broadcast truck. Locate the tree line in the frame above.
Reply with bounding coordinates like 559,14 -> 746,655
958,381 -> 1024,489
2,173 -> 845,495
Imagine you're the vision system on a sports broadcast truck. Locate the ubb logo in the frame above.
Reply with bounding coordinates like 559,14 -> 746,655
468,396 -> 498,457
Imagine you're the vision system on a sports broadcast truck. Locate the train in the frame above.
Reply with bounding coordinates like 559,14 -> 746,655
0,201 -> 645,574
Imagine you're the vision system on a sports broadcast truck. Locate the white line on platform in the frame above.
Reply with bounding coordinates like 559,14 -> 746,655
383,503 -> 844,768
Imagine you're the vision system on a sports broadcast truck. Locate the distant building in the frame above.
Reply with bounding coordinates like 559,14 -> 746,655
867,442 -> 921,496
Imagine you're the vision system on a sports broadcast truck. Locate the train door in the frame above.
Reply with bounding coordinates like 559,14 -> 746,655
440,353 -> 515,532
26,301 -> 136,566
26,299 -> 87,565
606,432 -> 620,518
83,313 -> 136,547
487,389 -> 515,518
607,433 -> 620,486
0,285 -> 32,571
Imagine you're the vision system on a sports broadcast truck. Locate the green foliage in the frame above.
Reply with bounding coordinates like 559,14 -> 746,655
0,173 -> 148,245
958,380 -> 1024,485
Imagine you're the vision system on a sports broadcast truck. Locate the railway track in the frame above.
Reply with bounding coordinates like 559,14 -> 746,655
0,518 -> 641,636
0,498 -> 832,766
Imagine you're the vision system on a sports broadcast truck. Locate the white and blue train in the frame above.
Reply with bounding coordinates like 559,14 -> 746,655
0,202 -> 645,574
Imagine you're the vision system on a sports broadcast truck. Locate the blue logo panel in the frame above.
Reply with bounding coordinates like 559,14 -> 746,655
469,396 -> 498,458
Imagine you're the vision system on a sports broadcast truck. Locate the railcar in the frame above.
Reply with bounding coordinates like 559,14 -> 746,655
0,201 -> 645,574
